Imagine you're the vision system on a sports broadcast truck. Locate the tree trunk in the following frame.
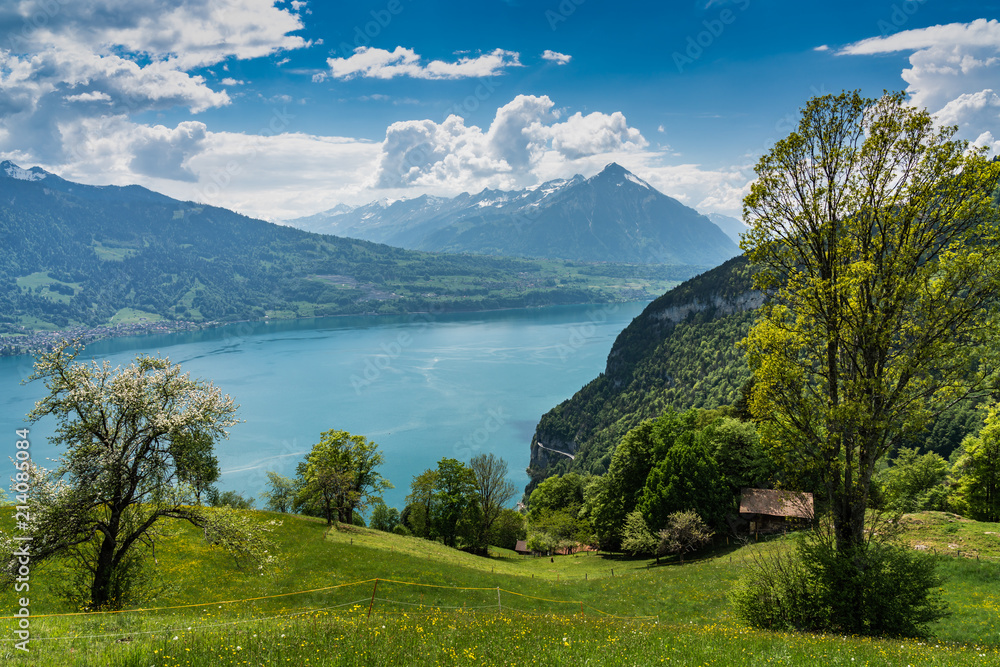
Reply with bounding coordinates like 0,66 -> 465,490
91,533 -> 117,608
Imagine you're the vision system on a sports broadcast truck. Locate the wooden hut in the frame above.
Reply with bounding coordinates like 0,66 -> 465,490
739,488 -> 814,533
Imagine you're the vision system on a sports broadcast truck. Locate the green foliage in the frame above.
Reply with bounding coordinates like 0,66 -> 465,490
207,489 -> 256,510
731,526 -> 948,638
11,339 -> 254,609
403,468 -> 439,539
467,453 -> 518,553
876,448 -> 950,513
431,458 -> 478,548
952,403 -> 1000,522
259,472 -> 298,514
526,508 -> 589,554
638,437 -> 729,531
488,508 -> 526,550
620,510 -> 658,556
742,90 -> 1000,557
701,417 -> 776,498
658,510 -> 714,559
527,472 -> 587,521
294,430 -> 391,526
369,499 -> 402,532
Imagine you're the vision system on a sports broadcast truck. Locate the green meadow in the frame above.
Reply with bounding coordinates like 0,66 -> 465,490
1,509 -> 998,666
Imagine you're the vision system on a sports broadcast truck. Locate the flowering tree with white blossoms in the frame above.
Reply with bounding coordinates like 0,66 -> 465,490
4,340 -> 274,609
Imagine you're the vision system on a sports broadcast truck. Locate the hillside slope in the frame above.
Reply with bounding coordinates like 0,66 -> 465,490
527,255 -> 759,487
0,161 -> 681,335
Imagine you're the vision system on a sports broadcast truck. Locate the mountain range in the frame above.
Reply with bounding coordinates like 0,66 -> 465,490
287,163 -> 742,266
0,161 -> 685,336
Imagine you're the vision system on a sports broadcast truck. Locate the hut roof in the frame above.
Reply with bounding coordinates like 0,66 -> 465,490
739,488 -> 814,519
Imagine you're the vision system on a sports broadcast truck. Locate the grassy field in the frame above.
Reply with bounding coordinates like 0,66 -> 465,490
1,510 -> 999,665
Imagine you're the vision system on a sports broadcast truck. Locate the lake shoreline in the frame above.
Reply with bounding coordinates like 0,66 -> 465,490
0,297 -> 649,358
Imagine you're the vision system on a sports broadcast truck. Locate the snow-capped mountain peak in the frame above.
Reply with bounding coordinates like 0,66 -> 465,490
1,160 -> 48,182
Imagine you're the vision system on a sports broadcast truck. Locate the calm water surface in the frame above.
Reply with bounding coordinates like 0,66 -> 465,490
1,302 -> 648,510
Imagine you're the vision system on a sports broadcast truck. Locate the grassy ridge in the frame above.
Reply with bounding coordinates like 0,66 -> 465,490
1,510 -> 999,665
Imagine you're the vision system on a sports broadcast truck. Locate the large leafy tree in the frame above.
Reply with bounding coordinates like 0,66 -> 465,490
295,430 -> 391,525
637,436 -> 728,531
742,92 -> 1000,554
431,458 -> 477,548
10,341 -> 269,609
468,453 -> 517,553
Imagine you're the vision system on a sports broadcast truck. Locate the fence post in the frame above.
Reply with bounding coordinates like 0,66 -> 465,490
367,578 -> 379,619
497,587 -> 501,613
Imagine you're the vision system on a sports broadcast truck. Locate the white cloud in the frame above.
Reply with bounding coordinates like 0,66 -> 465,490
541,50 -> 572,65
64,91 -> 114,103
327,47 -> 522,80
221,78 -> 246,86
839,19 -> 1000,150
0,0 -> 311,176
372,95 -> 648,191
34,117 -> 382,220
5,0 -> 309,70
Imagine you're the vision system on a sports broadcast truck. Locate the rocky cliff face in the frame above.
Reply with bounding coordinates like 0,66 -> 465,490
526,255 -> 760,491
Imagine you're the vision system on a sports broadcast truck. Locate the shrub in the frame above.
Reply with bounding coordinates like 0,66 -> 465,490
657,510 -> 714,561
730,525 -> 948,637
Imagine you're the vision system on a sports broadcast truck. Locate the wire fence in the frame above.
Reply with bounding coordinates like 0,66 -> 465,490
0,576 -> 659,644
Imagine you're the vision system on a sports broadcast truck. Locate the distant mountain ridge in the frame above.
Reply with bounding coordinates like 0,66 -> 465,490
0,161 -> 681,336
287,164 -> 741,266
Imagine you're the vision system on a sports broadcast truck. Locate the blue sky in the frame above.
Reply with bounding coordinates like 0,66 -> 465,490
1,0 -> 998,220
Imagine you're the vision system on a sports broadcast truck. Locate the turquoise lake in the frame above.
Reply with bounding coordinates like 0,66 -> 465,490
1,302 -> 649,511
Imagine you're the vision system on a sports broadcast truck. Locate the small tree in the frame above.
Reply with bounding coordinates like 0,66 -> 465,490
620,510 -> 658,557
658,510 -> 713,562
369,499 -> 401,532
295,430 -> 391,525
7,341 -> 271,609
468,453 -> 518,553
404,468 -> 439,539
259,471 -> 298,513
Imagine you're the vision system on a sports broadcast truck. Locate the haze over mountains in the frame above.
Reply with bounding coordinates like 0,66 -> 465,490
287,163 -> 742,266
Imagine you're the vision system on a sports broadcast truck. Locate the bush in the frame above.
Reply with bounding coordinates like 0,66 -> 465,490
657,510 -> 713,561
730,525 -> 948,637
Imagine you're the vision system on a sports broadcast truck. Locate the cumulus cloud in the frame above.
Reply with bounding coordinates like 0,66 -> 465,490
327,47 -> 522,80
4,0 -> 309,69
0,0 -> 310,178
541,50 -> 572,65
372,95 -> 648,190
839,19 -> 1000,149
45,117 -> 381,220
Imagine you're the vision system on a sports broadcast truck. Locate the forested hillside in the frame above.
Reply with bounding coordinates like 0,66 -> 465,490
526,256 -> 759,489
526,253 -> 988,492
0,163 -> 688,334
